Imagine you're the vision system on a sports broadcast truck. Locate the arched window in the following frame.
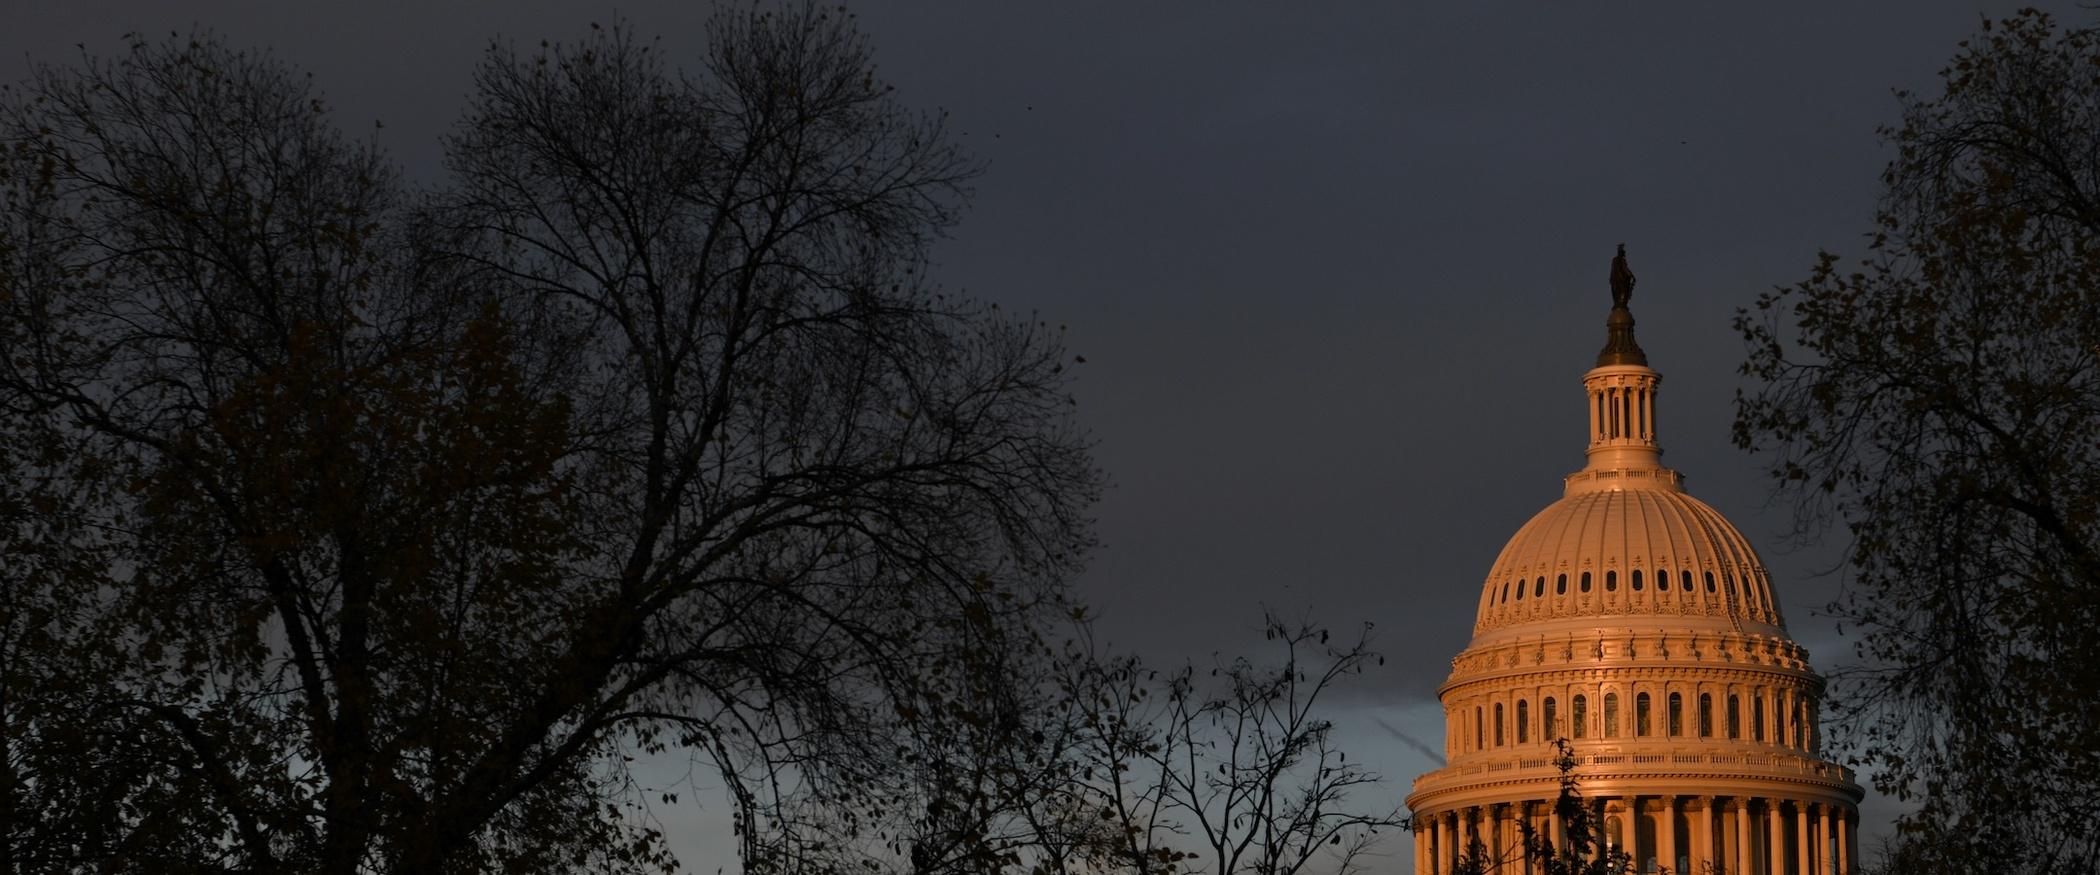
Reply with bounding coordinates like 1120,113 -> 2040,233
1572,695 -> 1588,739
1535,576 -> 1545,598
1501,581 -> 1511,603
1544,697 -> 1559,740
1515,580 -> 1525,601
1581,571 -> 1593,592
1495,703 -> 1506,747
1793,700 -> 1806,749
1631,569 -> 1644,591
1476,706 -> 1484,750
1603,693 -> 1619,737
1752,696 -> 1766,742
1667,692 -> 1683,736
1683,570 -> 1695,591
1727,695 -> 1741,739
1557,573 -> 1568,595
1704,570 -> 1716,592
1698,693 -> 1713,737
1636,692 -> 1652,736
1605,570 -> 1618,592
1517,700 -> 1530,743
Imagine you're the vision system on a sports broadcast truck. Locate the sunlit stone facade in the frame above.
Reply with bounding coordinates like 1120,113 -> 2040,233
1406,251 -> 1863,875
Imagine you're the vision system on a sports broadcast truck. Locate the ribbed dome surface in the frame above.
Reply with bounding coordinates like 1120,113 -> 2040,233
1473,484 -> 1784,638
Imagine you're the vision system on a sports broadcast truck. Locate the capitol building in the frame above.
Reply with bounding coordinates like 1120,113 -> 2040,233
1406,249 -> 1864,875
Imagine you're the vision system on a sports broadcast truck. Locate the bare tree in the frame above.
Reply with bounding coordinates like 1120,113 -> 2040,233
1037,614 -> 1404,875
0,5 -> 1096,873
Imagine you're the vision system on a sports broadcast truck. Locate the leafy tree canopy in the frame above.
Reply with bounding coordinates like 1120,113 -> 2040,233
1736,10 -> 2100,873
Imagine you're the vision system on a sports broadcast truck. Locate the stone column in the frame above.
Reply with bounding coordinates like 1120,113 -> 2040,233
1534,801 -> 1550,875
1691,797 -> 1712,875
1515,803 -> 1528,873
1595,797 -> 1610,859
1795,802 -> 1811,875
1818,806 -> 1833,875
1484,805 -> 1498,872
1656,797 -> 1676,875
1458,807 -> 1474,870
1767,801 -> 1785,875
1512,803 -> 1526,872
1438,811 -> 1454,875
1528,797 -> 1545,872
1497,804 -> 1512,872
1838,808 -> 1854,875
1551,799 -> 1566,859
1734,799 -> 1752,875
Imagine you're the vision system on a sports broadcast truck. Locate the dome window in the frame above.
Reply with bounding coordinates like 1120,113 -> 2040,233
1667,692 -> 1683,736
1631,570 -> 1643,591
1605,570 -> 1618,591
1556,573 -> 1568,595
1682,570 -> 1695,591
1516,700 -> 1529,743
1571,695 -> 1587,739
1534,576 -> 1545,598
1603,693 -> 1619,737
1636,692 -> 1652,736
1515,581 -> 1525,601
1500,581 -> 1510,603
1543,697 -> 1558,739
1703,570 -> 1716,592
1475,706 -> 1484,750
1752,696 -> 1765,742
1580,571 -> 1592,592
1699,693 -> 1714,737
1728,695 -> 1741,739
1494,703 -> 1505,746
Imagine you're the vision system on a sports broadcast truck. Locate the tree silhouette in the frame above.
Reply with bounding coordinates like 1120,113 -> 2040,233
1736,9 -> 2100,873
0,5 -> 1095,872
1029,614 -> 1404,875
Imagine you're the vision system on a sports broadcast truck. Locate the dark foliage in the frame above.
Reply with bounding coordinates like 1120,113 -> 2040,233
1735,10 -> 2100,873
0,6 -> 1095,872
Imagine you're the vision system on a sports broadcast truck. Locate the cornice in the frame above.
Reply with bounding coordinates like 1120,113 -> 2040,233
1439,629 -> 1822,697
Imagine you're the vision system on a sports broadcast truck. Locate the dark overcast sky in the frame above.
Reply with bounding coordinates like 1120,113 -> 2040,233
7,1 -> 2077,868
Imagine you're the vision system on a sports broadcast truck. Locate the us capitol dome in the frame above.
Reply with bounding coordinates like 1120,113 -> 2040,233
1406,247 -> 1863,875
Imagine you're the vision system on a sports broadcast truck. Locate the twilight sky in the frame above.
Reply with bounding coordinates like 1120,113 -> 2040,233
6,1 -> 2077,869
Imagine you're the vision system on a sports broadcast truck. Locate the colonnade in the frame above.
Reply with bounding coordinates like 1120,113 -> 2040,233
1591,378 -> 1658,445
1448,681 -> 1818,756
1413,796 -> 1855,875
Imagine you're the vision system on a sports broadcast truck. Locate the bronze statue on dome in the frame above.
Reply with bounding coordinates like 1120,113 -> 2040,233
1610,243 -> 1635,309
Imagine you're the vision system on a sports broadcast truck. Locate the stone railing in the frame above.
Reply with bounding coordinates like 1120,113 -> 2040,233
1561,467 -> 1684,490
1412,747 -> 1857,795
